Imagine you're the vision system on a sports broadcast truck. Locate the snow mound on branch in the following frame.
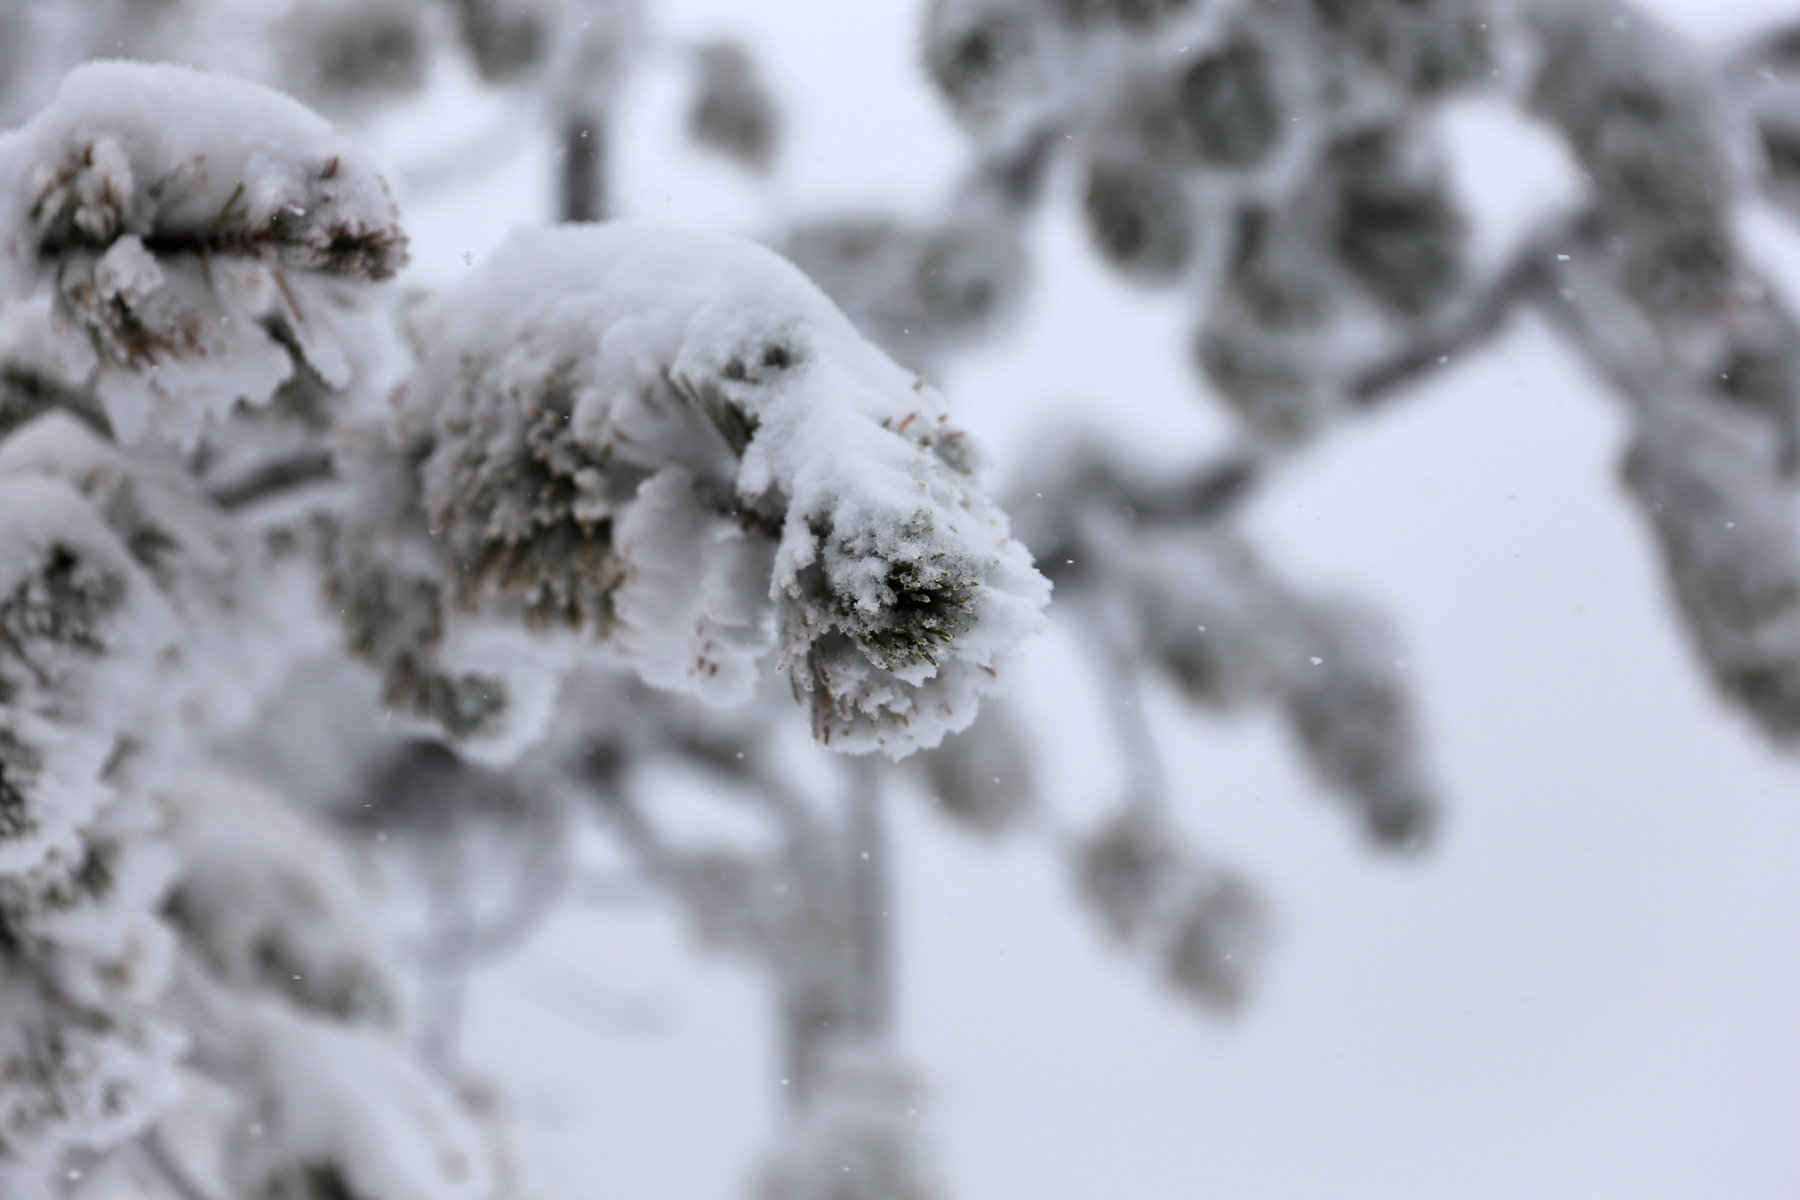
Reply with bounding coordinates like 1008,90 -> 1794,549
0,60 -> 406,446
401,223 -> 1049,757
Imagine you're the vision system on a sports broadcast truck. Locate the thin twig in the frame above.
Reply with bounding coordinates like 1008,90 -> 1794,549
1123,447 -> 1265,525
1073,592 -> 1170,814
1350,230 -> 1565,407
206,448 -> 336,510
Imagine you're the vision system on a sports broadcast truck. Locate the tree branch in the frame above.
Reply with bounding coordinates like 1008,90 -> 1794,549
1350,228 -> 1566,408
560,109 -> 608,223
205,447 -> 337,511
843,756 -> 892,1040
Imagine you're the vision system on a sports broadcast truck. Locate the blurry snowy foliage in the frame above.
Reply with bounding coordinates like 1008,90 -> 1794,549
1075,806 -> 1266,1010
0,41 -> 1044,1200
689,40 -> 781,173
0,1 -> 1797,1199
906,0 -> 1800,875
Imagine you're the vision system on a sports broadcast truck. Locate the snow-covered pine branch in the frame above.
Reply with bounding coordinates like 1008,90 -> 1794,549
377,222 -> 1049,758
1014,435 -> 1438,851
7,1 -> 1795,1193
1519,2 -> 1800,744
900,0 -> 1800,762
0,59 -> 407,447
0,351 -> 487,1200
0,430 -> 185,1191
0,62 -> 504,1200
0,54 -> 1052,1189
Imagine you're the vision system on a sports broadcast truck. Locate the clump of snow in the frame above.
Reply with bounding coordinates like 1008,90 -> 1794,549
0,60 -> 406,446
399,223 -> 1049,757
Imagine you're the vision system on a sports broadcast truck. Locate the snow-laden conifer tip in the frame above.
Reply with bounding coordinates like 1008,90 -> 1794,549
0,60 -> 407,446
401,223 -> 1049,758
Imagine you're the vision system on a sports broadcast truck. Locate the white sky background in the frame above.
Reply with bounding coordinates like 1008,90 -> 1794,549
377,1 -> 1800,1197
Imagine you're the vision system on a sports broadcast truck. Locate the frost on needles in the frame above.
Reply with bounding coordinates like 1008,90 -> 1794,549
0,62 -> 448,1197
0,59 -> 407,446
394,223 -> 1050,758
0,465 -> 184,1180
